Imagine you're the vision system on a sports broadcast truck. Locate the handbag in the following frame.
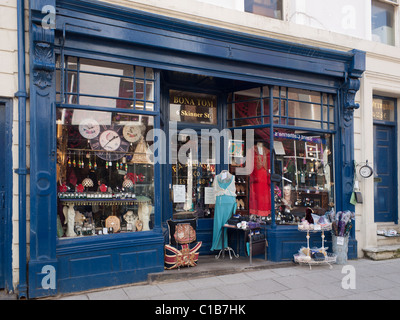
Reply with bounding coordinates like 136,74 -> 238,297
174,223 -> 196,244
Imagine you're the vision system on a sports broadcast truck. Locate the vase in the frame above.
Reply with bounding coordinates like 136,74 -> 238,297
332,234 -> 349,265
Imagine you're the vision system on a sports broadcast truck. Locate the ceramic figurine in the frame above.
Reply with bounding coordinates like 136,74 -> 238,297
64,203 -> 77,237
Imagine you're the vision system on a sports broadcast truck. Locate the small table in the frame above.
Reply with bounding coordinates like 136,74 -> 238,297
218,224 -> 267,265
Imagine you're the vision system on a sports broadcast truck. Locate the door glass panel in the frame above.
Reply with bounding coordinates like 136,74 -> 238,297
171,133 -> 216,219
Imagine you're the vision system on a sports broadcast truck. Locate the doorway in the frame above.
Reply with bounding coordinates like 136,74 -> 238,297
373,96 -> 398,223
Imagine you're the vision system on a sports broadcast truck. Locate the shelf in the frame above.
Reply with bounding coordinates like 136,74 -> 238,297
59,198 -> 139,206
294,253 -> 337,269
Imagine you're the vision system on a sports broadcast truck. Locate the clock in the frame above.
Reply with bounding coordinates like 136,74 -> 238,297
359,164 -> 373,178
90,124 -> 130,161
79,119 -> 100,140
123,124 -> 144,143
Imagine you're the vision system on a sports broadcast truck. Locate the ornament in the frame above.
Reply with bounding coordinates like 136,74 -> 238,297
122,179 -> 134,189
82,178 -> 94,188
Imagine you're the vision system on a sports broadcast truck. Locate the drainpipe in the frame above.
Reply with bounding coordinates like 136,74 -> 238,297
15,0 -> 28,300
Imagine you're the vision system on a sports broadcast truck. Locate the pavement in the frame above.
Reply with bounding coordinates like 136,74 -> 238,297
44,256 -> 400,301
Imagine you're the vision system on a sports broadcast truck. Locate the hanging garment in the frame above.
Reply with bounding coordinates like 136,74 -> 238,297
210,172 -> 237,251
249,145 -> 271,216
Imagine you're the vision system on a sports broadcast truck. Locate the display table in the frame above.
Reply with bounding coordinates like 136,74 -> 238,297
294,224 -> 336,269
218,224 -> 267,265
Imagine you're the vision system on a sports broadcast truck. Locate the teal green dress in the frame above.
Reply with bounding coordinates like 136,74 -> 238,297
211,175 -> 237,251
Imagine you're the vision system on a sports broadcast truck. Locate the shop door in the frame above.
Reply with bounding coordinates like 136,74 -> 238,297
373,124 -> 397,223
0,104 -> 6,288
169,131 -> 218,219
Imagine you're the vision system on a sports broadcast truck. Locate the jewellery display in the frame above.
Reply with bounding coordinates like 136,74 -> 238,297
294,218 -> 337,270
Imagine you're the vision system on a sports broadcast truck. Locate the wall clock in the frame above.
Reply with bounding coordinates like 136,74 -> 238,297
359,163 -> 373,178
90,124 -> 130,161
123,124 -> 145,143
79,118 -> 100,140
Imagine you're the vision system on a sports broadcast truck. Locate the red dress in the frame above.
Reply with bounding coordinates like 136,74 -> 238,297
249,145 -> 271,216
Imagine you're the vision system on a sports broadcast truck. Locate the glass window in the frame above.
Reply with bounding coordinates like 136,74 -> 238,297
227,85 -> 336,225
56,56 -> 155,110
245,0 -> 283,19
371,0 -> 395,46
273,130 -> 335,223
373,96 -> 396,121
228,86 -> 335,130
56,109 -> 155,237
227,127 -> 335,225
55,56 -> 158,238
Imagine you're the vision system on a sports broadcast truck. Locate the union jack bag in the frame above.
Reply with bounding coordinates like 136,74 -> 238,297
164,242 -> 202,270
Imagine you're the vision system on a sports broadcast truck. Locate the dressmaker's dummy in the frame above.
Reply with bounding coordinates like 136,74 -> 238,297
249,142 -> 271,216
210,170 -> 237,251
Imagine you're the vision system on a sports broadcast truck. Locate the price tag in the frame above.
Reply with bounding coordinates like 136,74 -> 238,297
337,236 -> 345,245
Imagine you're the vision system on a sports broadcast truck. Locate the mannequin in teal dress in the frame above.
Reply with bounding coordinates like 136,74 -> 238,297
211,171 -> 237,251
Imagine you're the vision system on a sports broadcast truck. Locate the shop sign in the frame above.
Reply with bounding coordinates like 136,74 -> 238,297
170,90 -> 217,124
274,131 -> 325,144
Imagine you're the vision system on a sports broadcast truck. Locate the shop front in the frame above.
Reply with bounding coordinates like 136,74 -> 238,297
27,0 -> 365,298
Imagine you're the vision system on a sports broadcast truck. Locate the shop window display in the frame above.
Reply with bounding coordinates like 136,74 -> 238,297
273,130 -> 334,223
227,85 -> 335,224
56,57 -> 156,238
56,109 -> 155,237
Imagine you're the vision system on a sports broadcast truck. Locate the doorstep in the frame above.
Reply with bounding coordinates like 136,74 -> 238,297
148,255 -> 293,284
363,245 -> 400,261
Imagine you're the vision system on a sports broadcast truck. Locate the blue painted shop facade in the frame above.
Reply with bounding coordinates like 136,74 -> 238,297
24,0 -> 365,298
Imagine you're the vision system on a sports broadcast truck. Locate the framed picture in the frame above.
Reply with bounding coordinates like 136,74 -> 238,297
228,139 -> 244,158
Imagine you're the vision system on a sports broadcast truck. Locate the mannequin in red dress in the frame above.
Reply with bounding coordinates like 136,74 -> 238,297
249,142 -> 271,216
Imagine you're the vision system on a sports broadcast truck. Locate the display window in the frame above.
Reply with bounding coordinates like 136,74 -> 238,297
56,56 -> 157,238
227,85 -> 336,224
273,130 -> 334,223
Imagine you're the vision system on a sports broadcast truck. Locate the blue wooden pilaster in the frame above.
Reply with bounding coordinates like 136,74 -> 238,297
28,1 -> 58,298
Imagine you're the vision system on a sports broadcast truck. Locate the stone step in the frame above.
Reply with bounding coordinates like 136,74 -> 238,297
378,235 -> 400,246
376,223 -> 400,247
363,245 -> 400,261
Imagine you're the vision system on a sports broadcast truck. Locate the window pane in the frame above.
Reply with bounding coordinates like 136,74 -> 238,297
289,101 -> 322,128
245,0 -> 282,19
373,97 -> 395,121
56,108 -> 155,238
274,130 -> 335,223
288,88 -> 321,104
372,0 -> 395,46
57,56 -> 155,110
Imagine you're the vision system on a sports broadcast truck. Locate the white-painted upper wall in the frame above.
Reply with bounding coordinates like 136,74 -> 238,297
195,0 -> 244,11
286,0 -> 370,40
